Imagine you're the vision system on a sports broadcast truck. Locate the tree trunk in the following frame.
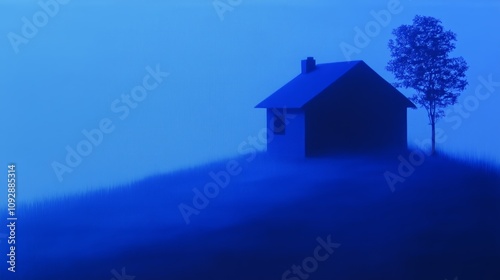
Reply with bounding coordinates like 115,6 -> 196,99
431,121 -> 436,155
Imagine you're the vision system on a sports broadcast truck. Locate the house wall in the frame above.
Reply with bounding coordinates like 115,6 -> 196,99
304,66 -> 410,156
266,108 -> 306,157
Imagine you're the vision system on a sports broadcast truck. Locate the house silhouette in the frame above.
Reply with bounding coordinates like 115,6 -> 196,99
256,57 -> 416,157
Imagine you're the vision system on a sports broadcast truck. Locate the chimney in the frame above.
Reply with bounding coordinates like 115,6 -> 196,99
301,57 -> 316,74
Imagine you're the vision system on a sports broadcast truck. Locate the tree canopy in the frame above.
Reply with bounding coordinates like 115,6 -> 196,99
387,15 -> 468,154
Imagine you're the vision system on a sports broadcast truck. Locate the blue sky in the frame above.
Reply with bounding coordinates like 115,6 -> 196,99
0,0 -> 499,202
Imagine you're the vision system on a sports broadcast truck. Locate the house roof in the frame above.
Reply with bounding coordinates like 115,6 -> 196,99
255,60 -> 416,109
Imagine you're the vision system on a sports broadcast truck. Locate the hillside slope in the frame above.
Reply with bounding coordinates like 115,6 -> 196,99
4,153 -> 500,280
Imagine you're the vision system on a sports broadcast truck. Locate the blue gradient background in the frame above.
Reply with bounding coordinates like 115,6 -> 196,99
0,0 -> 499,202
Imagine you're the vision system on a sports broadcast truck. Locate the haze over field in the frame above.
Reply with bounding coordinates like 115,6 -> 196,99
6,154 -> 500,279
0,0 -> 499,201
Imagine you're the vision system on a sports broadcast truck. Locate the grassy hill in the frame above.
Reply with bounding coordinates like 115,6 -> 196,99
3,152 -> 500,280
